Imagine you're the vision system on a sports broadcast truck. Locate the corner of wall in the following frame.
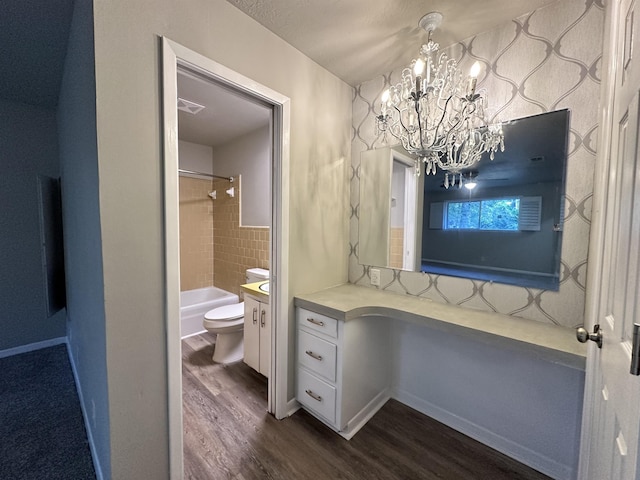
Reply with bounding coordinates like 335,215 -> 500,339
57,0 -> 110,477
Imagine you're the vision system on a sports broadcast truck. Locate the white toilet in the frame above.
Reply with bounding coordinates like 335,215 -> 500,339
203,268 -> 269,364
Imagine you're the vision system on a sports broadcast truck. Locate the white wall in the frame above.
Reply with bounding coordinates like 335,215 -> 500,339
391,320 -> 584,480
178,140 -> 213,175
57,0 -> 110,478
0,98 -> 66,351
92,0 -> 352,477
213,125 -> 271,227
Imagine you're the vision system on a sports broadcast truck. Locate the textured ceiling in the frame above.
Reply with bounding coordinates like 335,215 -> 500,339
226,0 -> 558,86
0,0 -> 74,108
1,0 -> 558,143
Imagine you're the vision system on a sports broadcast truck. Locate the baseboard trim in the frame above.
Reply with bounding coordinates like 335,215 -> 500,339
393,389 -> 573,480
180,329 -> 207,340
65,340 -> 105,480
341,389 -> 391,440
286,398 -> 301,417
0,336 -> 67,359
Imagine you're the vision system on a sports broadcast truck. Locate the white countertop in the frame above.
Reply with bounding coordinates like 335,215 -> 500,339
295,284 -> 586,370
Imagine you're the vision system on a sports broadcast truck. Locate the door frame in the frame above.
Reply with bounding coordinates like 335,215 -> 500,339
577,0 -> 621,475
161,37 -> 291,479
390,150 -> 419,270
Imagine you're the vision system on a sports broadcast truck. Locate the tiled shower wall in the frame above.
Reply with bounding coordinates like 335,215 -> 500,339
211,178 -> 269,297
389,227 -> 404,269
179,176 -> 269,295
350,0 -> 604,328
179,176 -> 214,291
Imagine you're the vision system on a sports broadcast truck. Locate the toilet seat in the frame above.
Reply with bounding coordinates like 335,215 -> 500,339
204,302 -> 244,321
203,302 -> 244,331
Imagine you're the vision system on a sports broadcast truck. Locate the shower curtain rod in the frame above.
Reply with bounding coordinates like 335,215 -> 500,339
178,168 -> 234,182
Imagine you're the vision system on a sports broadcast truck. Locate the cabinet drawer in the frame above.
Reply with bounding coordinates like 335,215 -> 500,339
297,369 -> 336,423
296,307 -> 338,339
297,330 -> 337,382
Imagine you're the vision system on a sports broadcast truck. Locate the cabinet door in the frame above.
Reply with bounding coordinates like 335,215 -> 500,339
243,296 -> 260,372
259,302 -> 271,377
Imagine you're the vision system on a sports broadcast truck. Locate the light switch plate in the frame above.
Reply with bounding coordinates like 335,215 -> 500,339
370,268 -> 381,286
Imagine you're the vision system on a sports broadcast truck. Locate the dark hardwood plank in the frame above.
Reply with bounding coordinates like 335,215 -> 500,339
182,333 -> 551,480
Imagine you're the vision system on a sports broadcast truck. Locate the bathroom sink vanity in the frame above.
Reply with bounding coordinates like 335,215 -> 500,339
242,281 -> 270,377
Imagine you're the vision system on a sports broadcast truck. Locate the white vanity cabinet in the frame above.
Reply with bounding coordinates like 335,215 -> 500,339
295,306 -> 390,439
244,294 -> 270,377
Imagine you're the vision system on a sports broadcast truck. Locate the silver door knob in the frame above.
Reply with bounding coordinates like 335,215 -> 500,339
576,324 -> 603,348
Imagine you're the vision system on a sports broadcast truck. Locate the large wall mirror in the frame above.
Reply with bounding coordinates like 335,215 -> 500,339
359,109 -> 570,291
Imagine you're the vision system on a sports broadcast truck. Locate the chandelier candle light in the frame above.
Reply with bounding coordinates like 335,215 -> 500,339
376,12 -> 505,188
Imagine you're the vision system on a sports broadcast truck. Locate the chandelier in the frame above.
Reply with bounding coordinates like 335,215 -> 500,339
376,12 -> 504,188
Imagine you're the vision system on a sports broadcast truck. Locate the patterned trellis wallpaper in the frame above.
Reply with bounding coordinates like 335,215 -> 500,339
350,0 -> 604,329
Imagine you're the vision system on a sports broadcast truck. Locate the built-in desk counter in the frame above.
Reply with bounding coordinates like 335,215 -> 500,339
294,283 -> 586,479
295,283 -> 586,370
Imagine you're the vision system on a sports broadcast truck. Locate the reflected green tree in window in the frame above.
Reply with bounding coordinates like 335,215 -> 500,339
479,199 -> 519,230
446,198 -> 519,231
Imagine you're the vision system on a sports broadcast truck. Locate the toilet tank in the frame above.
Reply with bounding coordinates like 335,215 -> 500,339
246,268 -> 269,283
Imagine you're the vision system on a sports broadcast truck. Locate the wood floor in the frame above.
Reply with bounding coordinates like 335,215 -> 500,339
182,333 -> 551,480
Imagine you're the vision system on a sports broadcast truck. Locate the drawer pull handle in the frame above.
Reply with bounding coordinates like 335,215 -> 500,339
305,389 -> 322,402
306,317 -> 325,327
260,309 -> 266,328
305,350 -> 323,361
252,307 -> 258,325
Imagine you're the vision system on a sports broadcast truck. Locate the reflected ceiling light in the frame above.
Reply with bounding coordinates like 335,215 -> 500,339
376,12 -> 504,187
177,97 -> 206,115
463,171 -> 478,190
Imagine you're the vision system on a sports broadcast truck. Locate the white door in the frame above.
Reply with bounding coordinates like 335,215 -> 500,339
580,0 -> 640,478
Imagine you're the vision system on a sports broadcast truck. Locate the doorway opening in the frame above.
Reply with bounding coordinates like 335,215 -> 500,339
390,150 -> 420,271
162,38 -> 290,479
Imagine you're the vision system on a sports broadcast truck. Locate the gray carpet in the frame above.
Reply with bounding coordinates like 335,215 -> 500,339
0,344 -> 96,479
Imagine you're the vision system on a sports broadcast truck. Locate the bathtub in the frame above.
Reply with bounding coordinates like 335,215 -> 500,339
180,286 -> 239,338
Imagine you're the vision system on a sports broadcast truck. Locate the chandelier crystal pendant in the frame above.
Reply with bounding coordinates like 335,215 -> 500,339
376,12 -> 505,188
